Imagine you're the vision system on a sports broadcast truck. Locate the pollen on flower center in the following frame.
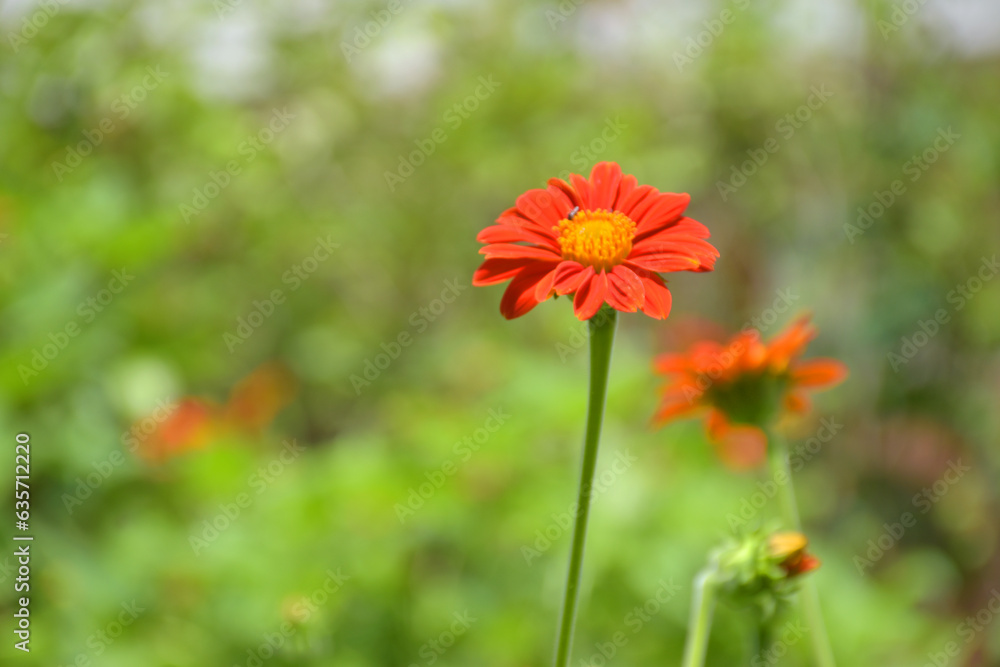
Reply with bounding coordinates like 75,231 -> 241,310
554,209 -> 636,271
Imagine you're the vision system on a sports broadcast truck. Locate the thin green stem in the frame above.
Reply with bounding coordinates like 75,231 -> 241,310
754,619 -> 771,664
766,431 -> 800,529
681,568 -> 718,667
553,308 -> 617,667
766,430 -> 836,667
799,581 -> 835,667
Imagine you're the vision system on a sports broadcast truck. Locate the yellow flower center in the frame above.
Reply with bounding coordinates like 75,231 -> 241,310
555,209 -> 636,271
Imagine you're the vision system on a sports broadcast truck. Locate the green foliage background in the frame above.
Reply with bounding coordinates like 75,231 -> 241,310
1,0 -> 999,665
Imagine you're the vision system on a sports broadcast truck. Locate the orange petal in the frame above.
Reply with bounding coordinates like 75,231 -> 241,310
605,264 -> 645,313
532,264 -> 561,302
613,173 -> 638,209
588,162 -> 623,210
652,353 -> 690,375
473,257 -> 539,286
500,264 -> 553,319
478,243 -> 562,260
572,270 -> 609,320
547,177 -> 585,210
635,272 -> 672,320
633,192 -> 690,235
618,184 -> 657,218
767,314 -> 817,369
568,172 -> 595,210
768,531 -> 809,559
792,359 -> 848,389
476,224 -> 558,248
137,398 -> 219,463
652,397 -> 701,425
553,262 -> 591,295
515,188 -> 568,229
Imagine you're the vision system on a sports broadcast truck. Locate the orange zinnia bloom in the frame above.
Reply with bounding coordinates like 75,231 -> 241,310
652,315 -> 847,468
473,162 -> 718,320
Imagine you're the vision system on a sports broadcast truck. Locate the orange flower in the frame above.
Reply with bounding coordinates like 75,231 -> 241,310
652,315 -> 847,468
767,531 -> 822,578
139,398 -> 219,462
473,162 -> 718,320
135,362 -> 297,462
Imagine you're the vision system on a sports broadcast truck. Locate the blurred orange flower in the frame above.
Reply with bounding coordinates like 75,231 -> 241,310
652,315 -> 847,468
135,362 -> 297,462
473,161 -> 719,320
767,531 -> 821,578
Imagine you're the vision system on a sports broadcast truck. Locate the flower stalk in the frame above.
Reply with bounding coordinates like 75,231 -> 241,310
766,430 -> 836,667
553,307 -> 617,667
681,568 -> 718,667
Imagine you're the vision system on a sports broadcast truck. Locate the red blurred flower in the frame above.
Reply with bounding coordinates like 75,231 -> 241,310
139,398 -> 218,462
473,162 -> 718,320
652,315 -> 847,468
135,362 -> 297,463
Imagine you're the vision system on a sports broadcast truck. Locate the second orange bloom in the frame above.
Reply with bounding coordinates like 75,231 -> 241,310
653,315 -> 847,468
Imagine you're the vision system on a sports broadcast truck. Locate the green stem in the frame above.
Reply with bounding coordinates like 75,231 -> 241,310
681,568 -> 718,667
766,430 -> 836,667
754,619 -> 771,664
553,308 -> 617,667
766,431 -> 800,529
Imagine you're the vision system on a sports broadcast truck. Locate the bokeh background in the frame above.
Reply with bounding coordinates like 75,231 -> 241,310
2,0 -> 1000,665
